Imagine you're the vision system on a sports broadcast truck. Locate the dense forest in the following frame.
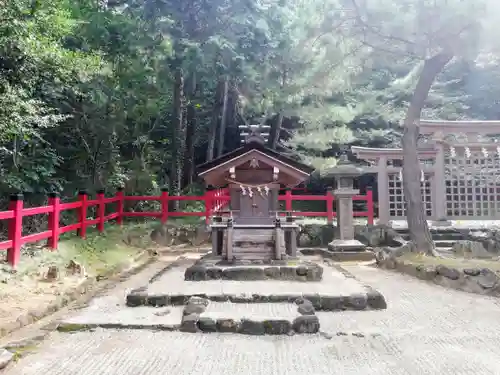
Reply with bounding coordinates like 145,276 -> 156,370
2,0 -> 500,248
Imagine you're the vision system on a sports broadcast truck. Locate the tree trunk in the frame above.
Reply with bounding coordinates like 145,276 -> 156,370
268,112 -> 284,149
169,67 -> 184,210
183,71 -> 196,188
217,75 -> 229,157
402,52 -> 453,256
206,79 -> 222,162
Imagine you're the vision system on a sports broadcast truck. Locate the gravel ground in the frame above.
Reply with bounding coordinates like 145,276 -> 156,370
5,264 -> 500,375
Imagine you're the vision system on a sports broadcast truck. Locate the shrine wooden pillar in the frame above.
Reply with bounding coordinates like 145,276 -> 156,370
433,143 -> 446,219
377,156 -> 389,224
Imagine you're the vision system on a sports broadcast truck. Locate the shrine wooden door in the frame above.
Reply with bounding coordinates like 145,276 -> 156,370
238,192 -> 271,224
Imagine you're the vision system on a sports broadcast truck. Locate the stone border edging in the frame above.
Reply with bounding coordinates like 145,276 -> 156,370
126,260 -> 387,311
180,296 -> 320,335
184,262 -> 324,282
327,262 -> 388,310
56,296 -> 322,336
377,256 -> 500,296
126,291 -> 384,311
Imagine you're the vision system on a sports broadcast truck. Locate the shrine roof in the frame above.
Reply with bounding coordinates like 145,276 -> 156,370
197,141 -> 315,176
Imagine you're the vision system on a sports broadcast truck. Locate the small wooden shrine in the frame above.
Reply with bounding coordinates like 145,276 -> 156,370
197,126 -> 314,261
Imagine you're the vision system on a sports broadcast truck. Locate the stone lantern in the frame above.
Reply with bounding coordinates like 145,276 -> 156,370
324,154 -> 367,252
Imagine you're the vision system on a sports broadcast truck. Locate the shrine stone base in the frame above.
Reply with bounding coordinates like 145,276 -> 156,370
61,255 -> 386,337
184,255 -> 323,282
125,257 -> 386,313
328,239 -> 367,252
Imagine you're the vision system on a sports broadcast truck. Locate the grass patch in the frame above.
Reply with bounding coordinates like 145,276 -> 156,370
399,252 -> 500,272
57,222 -> 158,276
5,221 -> 158,279
5,343 -> 39,362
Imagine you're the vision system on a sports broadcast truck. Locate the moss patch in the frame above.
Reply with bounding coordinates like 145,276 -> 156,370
5,343 -> 39,362
56,323 -> 92,333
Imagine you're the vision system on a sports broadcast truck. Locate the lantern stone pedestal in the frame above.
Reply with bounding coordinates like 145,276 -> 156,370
326,155 -> 367,253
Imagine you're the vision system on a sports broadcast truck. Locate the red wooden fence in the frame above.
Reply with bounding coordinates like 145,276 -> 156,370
0,188 -> 373,266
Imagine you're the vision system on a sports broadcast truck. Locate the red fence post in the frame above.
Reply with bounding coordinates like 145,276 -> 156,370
47,192 -> 60,250
326,187 -> 334,224
205,187 -> 214,224
97,189 -> 105,232
78,190 -> 88,239
160,188 -> 169,224
116,187 -> 124,226
285,188 -> 292,212
7,194 -> 23,267
366,187 -> 374,225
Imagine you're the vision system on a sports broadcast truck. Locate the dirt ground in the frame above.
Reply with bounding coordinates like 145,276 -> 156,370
0,224 -> 158,336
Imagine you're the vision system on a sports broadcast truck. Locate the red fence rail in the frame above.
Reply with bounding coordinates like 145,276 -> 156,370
0,188 -> 373,266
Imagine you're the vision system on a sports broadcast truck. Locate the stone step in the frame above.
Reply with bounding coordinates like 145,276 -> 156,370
233,240 -> 274,248
233,233 -> 274,242
434,240 -> 457,248
184,301 -> 319,335
231,253 -> 274,261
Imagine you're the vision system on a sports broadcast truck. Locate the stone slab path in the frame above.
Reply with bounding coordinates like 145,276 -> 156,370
201,301 -> 300,321
5,264 -> 500,374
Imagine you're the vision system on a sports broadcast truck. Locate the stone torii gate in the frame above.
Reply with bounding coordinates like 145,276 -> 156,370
352,120 -> 500,223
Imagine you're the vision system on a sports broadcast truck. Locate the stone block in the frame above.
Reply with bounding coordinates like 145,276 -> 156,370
216,318 -> 239,333
279,266 -> 297,280
264,267 -> 281,279
222,267 -> 265,281
184,266 -> 208,281
197,317 -> 217,332
229,294 -> 254,303
306,265 -> 323,281
180,314 -> 199,333
416,265 -> 437,281
366,290 -> 387,309
328,239 -> 366,252
345,293 -> 368,310
170,295 -> 188,306
302,294 -> 321,309
297,303 -> 315,315
292,315 -> 320,334
205,268 -> 223,279
476,268 -> 498,289
126,293 -> 147,307
183,304 -> 206,316
188,296 -> 210,306
268,294 -> 292,303
239,319 -> 265,335
463,268 -> 480,276
296,266 -> 308,276
263,319 -> 292,335
436,265 -> 461,280
320,296 -> 344,311
146,294 -> 169,307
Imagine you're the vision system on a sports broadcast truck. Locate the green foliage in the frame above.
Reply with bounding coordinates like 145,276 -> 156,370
1,0 -> 500,222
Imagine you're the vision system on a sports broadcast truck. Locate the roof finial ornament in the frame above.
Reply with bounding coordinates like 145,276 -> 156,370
239,123 -> 270,145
